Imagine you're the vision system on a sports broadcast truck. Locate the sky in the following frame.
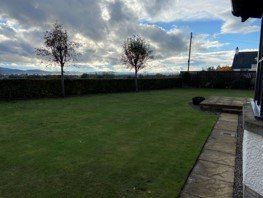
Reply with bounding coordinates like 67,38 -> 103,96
0,0 -> 261,74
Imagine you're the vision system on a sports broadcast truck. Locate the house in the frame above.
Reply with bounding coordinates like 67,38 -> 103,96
231,0 -> 263,197
232,48 -> 258,71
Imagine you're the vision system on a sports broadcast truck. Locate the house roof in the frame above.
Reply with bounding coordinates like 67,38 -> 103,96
232,51 -> 258,70
231,0 -> 263,22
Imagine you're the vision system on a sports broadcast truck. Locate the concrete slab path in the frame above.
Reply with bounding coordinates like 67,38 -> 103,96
180,113 -> 238,198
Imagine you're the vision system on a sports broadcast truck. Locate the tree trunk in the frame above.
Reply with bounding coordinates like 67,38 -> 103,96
61,64 -> 65,97
134,68 -> 138,92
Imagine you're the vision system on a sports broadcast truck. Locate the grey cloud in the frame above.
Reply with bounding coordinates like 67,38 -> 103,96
0,0 -> 108,41
109,0 -> 137,23
140,25 -> 187,56
141,0 -> 174,16
220,10 -> 260,34
0,0 -> 47,26
0,39 -> 34,56
0,0 -> 197,72
0,25 -> 16,37
45,0 -> 108,41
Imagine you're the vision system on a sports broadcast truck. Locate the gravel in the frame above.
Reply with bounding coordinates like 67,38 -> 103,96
233,115 -> 243,198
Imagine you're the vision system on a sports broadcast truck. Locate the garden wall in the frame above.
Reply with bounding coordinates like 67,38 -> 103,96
243,103 -> 263,197
0,78 -> 182,100
181,71 -> 256,89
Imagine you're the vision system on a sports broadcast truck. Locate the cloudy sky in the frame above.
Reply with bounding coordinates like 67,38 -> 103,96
0,0 -> 261,74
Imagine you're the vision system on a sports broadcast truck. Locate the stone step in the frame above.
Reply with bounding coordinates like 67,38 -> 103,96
200,96 -> 248,115
222,108 -> 242,114
201,106 -> 242,114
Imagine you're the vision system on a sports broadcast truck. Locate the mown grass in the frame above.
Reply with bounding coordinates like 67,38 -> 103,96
0,89 -> 253,197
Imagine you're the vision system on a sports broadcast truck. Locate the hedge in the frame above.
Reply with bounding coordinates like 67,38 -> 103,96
0,78 -> 182,100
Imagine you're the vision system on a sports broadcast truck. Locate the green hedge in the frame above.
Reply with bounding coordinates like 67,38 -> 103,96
0,78 -> 182,100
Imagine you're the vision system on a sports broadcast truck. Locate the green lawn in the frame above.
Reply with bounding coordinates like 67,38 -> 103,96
0,89 -> 253,197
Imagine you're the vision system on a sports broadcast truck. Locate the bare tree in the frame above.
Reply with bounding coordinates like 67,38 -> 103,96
36,23 -> 78,97
122,35 -> 153,92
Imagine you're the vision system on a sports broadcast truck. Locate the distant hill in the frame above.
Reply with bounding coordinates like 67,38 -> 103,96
0,67 -> 53,75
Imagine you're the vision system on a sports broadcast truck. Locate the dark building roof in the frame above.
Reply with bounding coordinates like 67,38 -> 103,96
232,51 -> 258,70
231,0 -> 263,22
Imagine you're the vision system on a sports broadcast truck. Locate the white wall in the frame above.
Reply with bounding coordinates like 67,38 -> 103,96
243,130 -> 263,196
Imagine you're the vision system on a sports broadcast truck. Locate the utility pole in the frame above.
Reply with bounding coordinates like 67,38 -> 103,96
187,32 -> 193,72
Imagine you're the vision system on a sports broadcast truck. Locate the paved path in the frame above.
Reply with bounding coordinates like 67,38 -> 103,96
181,113 -> 238,198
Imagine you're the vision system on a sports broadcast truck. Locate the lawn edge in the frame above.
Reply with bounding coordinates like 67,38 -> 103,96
178,115 -> 219,198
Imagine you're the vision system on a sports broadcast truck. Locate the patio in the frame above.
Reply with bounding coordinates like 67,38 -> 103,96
200,96 -> 248,113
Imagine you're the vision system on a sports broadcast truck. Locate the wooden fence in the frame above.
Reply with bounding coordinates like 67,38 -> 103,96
180,71 -> 256,89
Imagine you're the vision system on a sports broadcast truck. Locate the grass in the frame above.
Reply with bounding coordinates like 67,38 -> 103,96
0,88 -> 253,197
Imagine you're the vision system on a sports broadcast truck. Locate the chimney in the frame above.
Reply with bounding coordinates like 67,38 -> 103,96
235,47 -> 239,54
